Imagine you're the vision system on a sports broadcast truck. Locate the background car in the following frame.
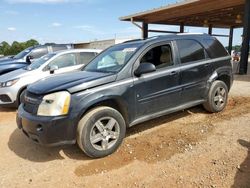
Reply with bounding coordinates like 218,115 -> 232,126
0,44 -> 73,76
0,48 -> 101,108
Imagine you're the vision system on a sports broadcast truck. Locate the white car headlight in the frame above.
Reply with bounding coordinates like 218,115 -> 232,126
0,79 -> 19,88
37,91 -> 71,116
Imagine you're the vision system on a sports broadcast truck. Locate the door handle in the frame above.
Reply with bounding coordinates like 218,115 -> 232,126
204,63 -> 210,67
170,71 -> 177,75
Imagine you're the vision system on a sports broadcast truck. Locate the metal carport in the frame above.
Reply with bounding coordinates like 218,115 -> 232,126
120,0 -> 250,74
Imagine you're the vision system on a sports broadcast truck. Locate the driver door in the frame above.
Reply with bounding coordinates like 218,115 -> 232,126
133,42 -> 182,118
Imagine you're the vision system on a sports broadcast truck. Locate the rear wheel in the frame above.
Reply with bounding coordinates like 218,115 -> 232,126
203,80 -> 228,113
77,106 -> 126,158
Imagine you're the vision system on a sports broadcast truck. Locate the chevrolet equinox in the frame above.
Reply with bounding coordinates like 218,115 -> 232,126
17,34 -> 233,158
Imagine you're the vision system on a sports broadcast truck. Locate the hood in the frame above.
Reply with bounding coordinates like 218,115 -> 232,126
28,71 -> 117,95
0,58 -> 25,65
0,68 -> 33,82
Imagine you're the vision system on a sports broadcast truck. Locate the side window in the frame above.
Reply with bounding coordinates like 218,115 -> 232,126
48,53 -> 77,69
140,44 -> 173,69
77,52 -> 96,65
29,47 -> 48,59
176,40 -> 205,64
204,39 -> 229,58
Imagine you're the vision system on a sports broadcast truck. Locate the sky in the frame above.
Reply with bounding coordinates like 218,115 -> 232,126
0,0 -> 243,46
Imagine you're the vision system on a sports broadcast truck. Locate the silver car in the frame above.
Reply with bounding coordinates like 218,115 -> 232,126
0,49 -> 101,107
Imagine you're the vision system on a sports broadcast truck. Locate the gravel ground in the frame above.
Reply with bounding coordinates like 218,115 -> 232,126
0,75 -> 250,188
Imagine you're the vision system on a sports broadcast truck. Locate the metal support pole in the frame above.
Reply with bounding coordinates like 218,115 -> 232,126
142,22 -> 148,39
228,27 -> 234,55
180,23 -> 184,33
208,25 -> 213,35
239,0 -> 250,74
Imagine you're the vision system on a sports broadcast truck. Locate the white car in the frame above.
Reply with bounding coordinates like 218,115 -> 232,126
0,49 -> 101,108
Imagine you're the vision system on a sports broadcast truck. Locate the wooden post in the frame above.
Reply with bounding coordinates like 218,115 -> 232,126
208,25 -> 213,35
228,27 -> 234,55
180,23 -> 184,33
239,0 -> 250,74
142,22 -> 148,39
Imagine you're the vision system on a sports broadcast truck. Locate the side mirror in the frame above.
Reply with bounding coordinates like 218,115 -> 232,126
49,65 -> 59,74
134,63 -> 156,77
26,55 -> 34,63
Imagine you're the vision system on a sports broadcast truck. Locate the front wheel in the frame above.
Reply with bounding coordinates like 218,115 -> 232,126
77,106 -> 126,158
203,80 -> 228,113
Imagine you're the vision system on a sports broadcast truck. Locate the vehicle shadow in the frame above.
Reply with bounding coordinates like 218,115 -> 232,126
0,107 -> 16,112
127,105 -> 207,136
8,106 -> 207,163
232,139 -> 250,188
8,129 -> 90,162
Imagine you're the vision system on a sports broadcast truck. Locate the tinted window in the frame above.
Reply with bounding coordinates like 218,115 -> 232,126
76,52 -> 96,65
140,44 -> 173,69
29,47 -> 48,59
176,40 -> 205,64
47,53 -> 77,69
204,39 -> 228,58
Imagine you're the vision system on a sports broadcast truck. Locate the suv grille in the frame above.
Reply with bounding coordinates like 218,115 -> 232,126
23,91 -> 43,115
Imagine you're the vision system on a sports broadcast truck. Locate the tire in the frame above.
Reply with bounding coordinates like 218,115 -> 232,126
203,80 -> 228,113
77,106 -> 126,158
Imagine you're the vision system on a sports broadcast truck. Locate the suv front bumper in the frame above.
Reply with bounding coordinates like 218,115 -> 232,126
16,104 -> 77,146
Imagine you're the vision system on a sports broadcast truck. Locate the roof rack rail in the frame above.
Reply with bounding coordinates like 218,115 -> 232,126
122,39 -> 143,43
177,32 -> 208,35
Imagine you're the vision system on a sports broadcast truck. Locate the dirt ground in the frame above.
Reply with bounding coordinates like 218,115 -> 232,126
0,75 -> 250,188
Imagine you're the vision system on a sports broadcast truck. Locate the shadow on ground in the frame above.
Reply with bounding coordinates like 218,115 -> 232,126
232,139 -> 250,188
127,105 -> 207,136
0,107 -> 16,112
8,128 -> 90,162
7,106 -> 206,163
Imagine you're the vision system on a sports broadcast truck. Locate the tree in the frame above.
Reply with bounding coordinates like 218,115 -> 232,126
25,39 -> 39,47
0,41 -> 11,55
0,39 -> 39,56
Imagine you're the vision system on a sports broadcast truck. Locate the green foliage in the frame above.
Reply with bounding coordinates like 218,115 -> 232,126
225,45 -> 242,52
0,39 -> 39,56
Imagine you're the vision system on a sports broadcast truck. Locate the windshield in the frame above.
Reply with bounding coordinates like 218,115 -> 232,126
13,47 -> 33,59
26,53 -> 56,70
84,42 -> 142,73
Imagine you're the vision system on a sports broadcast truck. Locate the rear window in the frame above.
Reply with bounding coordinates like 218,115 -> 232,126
204,39 -> 229,58
176,39 -> 205,64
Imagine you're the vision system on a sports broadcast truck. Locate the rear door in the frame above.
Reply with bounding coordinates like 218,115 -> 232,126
133,42 -> 182,118
175,39 -> 213,103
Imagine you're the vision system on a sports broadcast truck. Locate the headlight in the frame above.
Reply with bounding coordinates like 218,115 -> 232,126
0,79 -> 19,88
37,91 -> 71,116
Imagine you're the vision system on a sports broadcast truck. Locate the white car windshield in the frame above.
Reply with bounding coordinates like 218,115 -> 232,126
26,53 -> 56,70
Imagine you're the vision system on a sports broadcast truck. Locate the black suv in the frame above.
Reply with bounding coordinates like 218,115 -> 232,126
0,44 -> 73,75
17,34 -> 233,158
